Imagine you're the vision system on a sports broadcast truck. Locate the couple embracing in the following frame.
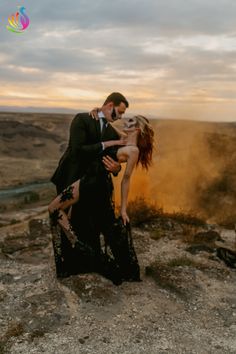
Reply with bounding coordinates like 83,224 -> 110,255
49,92 -> 154,285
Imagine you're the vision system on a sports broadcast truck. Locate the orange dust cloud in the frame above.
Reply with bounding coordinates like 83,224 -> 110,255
113,119 -> 232,219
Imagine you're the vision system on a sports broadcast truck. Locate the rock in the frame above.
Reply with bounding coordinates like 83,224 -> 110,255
2,235 -> 29,254
28,219 -> 50,241
185,244 -> 215,255
216,247 -> 236,268
0,273 -> 15,284
1,218 -> 51,263
193,230 -> 223,244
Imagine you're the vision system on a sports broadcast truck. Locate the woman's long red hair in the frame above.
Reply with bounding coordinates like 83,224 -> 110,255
135,115 -> 154,170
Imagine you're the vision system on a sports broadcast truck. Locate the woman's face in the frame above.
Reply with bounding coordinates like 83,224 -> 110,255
123,117 -> 138,130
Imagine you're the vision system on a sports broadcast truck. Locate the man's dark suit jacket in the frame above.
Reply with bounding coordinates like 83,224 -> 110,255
51,113 -> 120,193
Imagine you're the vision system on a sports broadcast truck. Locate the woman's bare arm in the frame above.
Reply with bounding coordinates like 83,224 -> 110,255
120,147 -> 139,225
103,138 -> 126,149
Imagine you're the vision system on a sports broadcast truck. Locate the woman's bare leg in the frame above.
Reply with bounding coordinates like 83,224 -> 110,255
48,180 -> 80,247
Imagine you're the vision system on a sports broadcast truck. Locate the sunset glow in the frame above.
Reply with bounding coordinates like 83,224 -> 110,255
0,0 -> 235,121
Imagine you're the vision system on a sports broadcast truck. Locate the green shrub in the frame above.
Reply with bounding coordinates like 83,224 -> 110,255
168,257 -> 197,268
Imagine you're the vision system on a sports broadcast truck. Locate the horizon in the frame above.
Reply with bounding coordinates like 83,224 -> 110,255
0,107 -> 235,124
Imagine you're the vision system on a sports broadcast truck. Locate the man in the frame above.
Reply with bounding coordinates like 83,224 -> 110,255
50,92 -> 129,278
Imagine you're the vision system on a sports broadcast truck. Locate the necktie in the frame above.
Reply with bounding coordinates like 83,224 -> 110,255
101,118 -> 107,137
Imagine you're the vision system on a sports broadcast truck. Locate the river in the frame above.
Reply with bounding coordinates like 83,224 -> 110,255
0,182 -> 53,200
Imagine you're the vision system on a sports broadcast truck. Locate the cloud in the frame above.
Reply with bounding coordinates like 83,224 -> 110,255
21,0 -> 236,35
0,0 -> 235,120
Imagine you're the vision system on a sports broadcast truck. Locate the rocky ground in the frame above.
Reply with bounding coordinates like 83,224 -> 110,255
0,214 -> 236,354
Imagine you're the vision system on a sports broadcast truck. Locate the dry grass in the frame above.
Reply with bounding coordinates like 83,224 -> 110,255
165,210 -> 206,227
2,322 -> 24,339
127,197 -> 163,226
167,256 -> 198,268
127,197 -> 206,228
0,322 -> 24,354
181,224 -> 203,243
150,229 -> 165,241
218,216 -> 236,229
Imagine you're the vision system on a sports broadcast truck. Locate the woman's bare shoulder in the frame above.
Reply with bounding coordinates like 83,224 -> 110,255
117,146 -> 139,163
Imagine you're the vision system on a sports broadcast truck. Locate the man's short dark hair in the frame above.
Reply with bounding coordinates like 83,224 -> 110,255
103,92 -> 129,108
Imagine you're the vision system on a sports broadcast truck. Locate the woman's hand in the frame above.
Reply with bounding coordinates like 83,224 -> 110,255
89,107 -> 100,120
121,210 -> 130,225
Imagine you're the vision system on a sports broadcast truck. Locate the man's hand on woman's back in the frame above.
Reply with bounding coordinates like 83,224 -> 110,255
102,156 -> 121,175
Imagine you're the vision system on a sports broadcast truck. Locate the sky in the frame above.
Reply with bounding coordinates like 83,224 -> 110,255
0,0 -> 236,121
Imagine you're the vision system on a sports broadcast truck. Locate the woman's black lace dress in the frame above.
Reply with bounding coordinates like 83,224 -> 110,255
50,147 -> 140,285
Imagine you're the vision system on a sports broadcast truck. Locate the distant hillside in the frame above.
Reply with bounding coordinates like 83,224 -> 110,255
0,112 -> 72,187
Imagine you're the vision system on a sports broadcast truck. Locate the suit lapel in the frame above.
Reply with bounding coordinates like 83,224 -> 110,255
94,118 -> 101,140
103,123 -> 116,140
92,119 -> 118,141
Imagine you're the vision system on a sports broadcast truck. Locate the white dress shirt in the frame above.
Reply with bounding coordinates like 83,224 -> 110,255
98,111 -> 107,150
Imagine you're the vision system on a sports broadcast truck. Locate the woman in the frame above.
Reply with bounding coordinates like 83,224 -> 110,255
48,115 -> 154,248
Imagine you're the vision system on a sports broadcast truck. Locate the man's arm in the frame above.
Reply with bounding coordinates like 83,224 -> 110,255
69,114 -> 103,159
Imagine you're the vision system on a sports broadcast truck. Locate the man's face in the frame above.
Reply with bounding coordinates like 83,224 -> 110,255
105,102 -> 127,122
